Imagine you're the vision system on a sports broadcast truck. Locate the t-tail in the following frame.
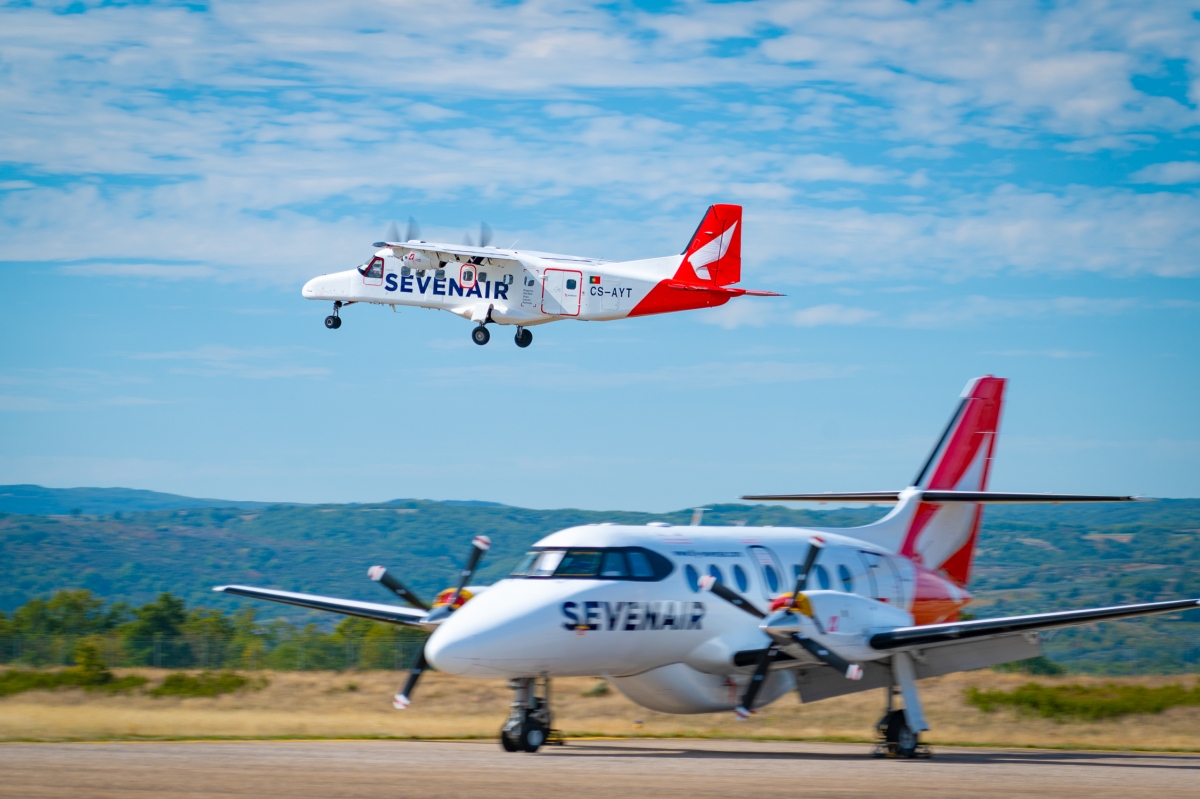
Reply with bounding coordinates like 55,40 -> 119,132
743,375 -> 1140,587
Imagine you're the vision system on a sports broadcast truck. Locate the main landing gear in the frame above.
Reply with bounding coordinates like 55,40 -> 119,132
500,677 -> 561,753
324,301 -> 343,330
872,660 -> 931,759
471,325 -> 534,347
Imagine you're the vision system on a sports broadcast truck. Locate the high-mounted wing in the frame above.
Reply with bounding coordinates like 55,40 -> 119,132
214,585 -> 430,628
373,240 -> 607,269
870,598 -> 1199,651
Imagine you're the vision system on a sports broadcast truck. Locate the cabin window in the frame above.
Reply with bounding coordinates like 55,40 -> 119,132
462,268 -> 475,283
814,564 -> 831,590
566,278 -> 578,290
837,564 -> 854,592
707,565 -> 724,584
685,565 -> 700,592
763,564 -> 780,593
733,564 -> 749,592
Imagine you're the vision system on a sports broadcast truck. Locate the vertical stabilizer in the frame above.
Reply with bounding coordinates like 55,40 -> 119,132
679,204 -> 741,286
849,376 -> 1006,587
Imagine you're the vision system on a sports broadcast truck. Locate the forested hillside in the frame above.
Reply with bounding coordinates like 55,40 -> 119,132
1,487 -> 1197,674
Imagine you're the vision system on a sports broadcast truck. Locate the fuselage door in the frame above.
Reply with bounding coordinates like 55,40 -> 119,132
746,545 -> 785,601
361,257 -> 384,287
542,268 -> 582,316
858,550 -> 903,606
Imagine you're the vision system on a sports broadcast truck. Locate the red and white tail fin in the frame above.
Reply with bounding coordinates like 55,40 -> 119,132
847,377 -> 1006,587
679,204 -> 741,286
898,376 -> 1005,585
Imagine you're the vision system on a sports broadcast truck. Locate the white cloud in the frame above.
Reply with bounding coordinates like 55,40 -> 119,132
791,304 -> 878,327
900,295 -> 1137,329
60,264 -> 218,280
1129,161 -> 1200,185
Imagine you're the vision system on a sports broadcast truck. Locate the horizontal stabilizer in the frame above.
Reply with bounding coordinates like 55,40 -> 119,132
742,491 -> 1142,504
213,585 -> 430,627
870,598 -> 1199,651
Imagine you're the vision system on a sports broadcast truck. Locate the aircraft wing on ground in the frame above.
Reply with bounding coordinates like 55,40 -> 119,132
869,597 -> 1200,650
213,585 -> 431,628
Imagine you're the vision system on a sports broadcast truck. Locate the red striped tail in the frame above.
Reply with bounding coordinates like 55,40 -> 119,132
900,376 -> 1006,586
679,204 -> 741,286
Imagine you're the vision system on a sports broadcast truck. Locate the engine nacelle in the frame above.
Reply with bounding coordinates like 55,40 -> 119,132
771,590 -> 914,663
609,662 -> 794,714
394,248 -> 439,272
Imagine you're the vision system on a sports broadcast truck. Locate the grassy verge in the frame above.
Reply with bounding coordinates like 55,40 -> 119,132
966,682 -> 1200,720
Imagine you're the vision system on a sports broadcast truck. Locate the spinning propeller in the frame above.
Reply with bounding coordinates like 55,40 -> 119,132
369,534 -> 491,710
700,538 -> 861,719
385,217 -> 421,244
463,221 -> 493,248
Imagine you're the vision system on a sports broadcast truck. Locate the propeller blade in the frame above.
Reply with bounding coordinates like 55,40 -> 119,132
792,633 -> 863,680
791,538 -> 825,599
699,574 -> 766,619
405,216 -> 420,242
368,565 -> 430,611
735,645 -> 781,719
386,220 -> 401,243
462,231 -> 475,247
478,222 -> 493,247
393,646 -> 428,709
447,535 -> 491,608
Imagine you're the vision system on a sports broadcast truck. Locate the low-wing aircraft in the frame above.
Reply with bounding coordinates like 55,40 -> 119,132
301,204 -> 779,346
215,376 -> 1198,756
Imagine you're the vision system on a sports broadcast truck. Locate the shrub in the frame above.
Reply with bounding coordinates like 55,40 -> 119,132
149,670 -> 265,698
581,680 -> 610,697
966,681 -> 1200,721
994,656 -> 1065,676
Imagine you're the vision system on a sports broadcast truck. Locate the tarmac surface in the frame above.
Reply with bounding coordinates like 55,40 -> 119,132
3,738 -> 1199,798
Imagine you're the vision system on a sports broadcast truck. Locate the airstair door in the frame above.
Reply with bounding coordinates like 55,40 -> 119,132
541,269 -> 582,316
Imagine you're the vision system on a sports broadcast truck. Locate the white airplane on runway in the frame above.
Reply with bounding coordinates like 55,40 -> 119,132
301,204 -> 779,346
215,376 -> 1199,756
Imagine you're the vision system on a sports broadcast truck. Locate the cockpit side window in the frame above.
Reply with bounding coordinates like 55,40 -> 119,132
510,547 -> 672,581
600,551 -> 628,577
556,550 -> 603,577
359,257 -> 384,279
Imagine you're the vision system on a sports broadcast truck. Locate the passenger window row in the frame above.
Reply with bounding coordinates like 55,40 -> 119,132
682,560 -> 855,594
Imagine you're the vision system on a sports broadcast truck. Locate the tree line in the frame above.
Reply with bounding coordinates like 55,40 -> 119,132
0,589 -> 425,670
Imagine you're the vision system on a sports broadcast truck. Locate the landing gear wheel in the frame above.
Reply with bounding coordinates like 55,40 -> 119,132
885,710 -> 920,758
324,315 -> 341,329
499,728 -> 520,752
514,328 -> 532,348
472,325 -> 490,346
519,718 -> 546,752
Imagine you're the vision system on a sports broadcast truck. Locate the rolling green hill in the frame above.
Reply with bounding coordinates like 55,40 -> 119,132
1,487 -> 1197,674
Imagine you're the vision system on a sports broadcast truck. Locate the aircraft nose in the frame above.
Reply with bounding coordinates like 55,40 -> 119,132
301,276 -> 321,299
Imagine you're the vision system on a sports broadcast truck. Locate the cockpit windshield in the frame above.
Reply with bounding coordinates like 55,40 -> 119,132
359,258 -> 384,279
510,547 -> 673,581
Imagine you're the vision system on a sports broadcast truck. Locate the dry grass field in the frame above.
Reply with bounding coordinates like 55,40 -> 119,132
2,669 -> 1198,751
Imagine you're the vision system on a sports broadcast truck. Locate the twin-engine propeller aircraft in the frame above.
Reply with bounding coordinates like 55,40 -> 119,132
301,204 -> 778,346
215,376 -> 1198,756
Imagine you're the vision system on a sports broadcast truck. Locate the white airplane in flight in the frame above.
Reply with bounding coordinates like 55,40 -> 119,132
216,376 -> 1197,756
301,204 -> 778,346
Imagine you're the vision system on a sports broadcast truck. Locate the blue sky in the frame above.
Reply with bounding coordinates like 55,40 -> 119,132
1,0 -> 1198,510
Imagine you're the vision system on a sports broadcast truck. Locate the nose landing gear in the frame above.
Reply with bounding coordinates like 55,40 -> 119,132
324,301 -> 343,329
500,677 -> 561,753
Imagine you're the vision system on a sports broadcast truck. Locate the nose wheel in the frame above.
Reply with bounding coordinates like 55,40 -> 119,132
324,301 -> 343,329
472,325 -> 491,346
499,677 -> 561,753
515,327 -> 532,348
